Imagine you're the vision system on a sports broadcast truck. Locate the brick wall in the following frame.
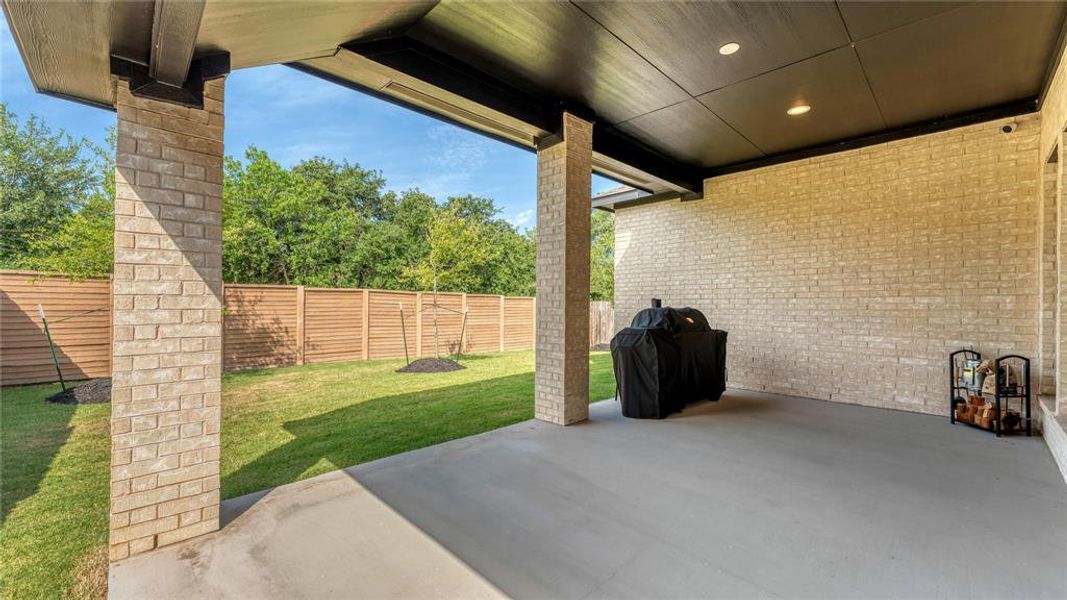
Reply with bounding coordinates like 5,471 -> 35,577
1038,44 -> 1067,483
615,115 -> 1040,416
535,113 -> 592,425
109,80 -> 225,560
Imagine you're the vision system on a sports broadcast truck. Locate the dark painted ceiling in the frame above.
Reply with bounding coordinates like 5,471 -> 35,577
6,0 -> 1067,192
406,0 -> 1066,174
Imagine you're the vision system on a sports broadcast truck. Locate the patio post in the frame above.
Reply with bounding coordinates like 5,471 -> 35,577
109,79 -> 225,560
534,112 -> 592,425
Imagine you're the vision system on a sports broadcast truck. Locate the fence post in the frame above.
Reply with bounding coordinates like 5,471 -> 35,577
499,295 -> 506,352
532,296 -> 537,351
461,293 -> 468,353
295,285 -> 306,365
415,292 -> 423,358
361,289 -> 370,360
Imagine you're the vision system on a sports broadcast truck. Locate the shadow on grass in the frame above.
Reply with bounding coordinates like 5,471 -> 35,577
222,371 -> 537,503
0,385 -> 76,522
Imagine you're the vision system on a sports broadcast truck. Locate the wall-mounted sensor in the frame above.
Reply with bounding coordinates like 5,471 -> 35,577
1002,122 -> 1018,134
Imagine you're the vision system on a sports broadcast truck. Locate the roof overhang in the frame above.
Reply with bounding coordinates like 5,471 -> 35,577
5,1 -> 1067,200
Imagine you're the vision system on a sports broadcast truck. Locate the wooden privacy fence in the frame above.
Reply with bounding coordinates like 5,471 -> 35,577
0,270 -> 618,386
223,285 -> 535,371
1,271 -> 113,386
589,301 -> 615,348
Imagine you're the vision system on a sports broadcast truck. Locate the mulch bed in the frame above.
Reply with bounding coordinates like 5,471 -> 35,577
47,378 -> 111,404
591,343 -> 611,351
396,358 -> 465,373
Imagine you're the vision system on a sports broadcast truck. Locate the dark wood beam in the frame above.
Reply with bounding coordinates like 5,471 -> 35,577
341,38 -> 560,136
149,0 -> 205,87
704,98 -> 1037,178
110,0 -> 155,67
286,61 -> 536,154
340,37 -> 703,194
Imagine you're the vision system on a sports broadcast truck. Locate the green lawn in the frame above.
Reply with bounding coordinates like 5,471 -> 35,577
1,350 -> 616,599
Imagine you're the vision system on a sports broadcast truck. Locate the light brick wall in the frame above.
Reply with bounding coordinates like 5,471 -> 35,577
1039,158 -> 1059,401
110,80 -> 225,560
616,115 -> 1040,416
1036,45 -> 1067,480
535,113 -> 592,425
1041,51 -> 1067,419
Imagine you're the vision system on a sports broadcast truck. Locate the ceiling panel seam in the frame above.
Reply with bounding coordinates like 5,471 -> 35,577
845,2 -> 974,44
567,0 -> 690,103
683,3 -> 974,100
834,1 -> 888,128
567,0 -> 764,155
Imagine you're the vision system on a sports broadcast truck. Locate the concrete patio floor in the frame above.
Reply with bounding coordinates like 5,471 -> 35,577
111,390 -> 1067,599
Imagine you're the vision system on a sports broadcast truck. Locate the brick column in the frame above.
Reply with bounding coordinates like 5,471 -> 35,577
109,79 -> 225,561
1039,158 -> 1059,403
535,113 -> 592,425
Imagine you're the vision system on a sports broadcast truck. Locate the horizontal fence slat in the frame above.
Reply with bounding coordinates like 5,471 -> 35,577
1,270 -> 568,384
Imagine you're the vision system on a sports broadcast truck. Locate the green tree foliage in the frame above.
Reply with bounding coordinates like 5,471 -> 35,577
590,210 -> 615,301
403,205 -> 501,292
3,106 -> 615,299
0,105 -> 106,268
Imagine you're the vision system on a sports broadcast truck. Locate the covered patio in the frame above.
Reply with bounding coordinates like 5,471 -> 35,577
4,0 -> 1067,595
111,393 -> 1066,598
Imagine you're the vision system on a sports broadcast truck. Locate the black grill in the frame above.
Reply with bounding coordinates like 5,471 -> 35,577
610,303 -> 727,419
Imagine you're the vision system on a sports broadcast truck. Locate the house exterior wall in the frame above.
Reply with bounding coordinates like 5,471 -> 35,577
615,114 -> 1040,416
1035,47 -> 1067,482
109,80 -> 225,560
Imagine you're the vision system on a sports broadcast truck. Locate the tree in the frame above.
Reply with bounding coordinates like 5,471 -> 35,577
0,105 -> 104,267
480,222 -> 535,296
222,146 -> 363,286
590,210 -> 614,301
19,129 -> 116,278
403,206 -> 501,293
291,156 -> 394,220
1,107 -> 610,299
343,189 -> 437,289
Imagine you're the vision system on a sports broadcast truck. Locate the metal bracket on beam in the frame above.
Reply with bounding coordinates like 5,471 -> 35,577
534,132 -> 563,151
111,53 -> 230,109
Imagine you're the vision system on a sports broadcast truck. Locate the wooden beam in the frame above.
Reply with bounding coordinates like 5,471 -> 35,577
110,0 -> 155,66
1,0 -> 113,107
333,37 -> 704,194
149,0 -> 205,87
704,99 -> 1037,178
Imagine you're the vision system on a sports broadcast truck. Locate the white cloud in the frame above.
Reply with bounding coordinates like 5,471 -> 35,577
427,125 -> 489,169
509,209 -> 534,229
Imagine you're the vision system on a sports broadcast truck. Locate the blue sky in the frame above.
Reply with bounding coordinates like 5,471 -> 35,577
1,20 -> 615,230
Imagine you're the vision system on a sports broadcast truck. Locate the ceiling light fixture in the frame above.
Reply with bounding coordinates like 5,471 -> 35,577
718,42 -> 740,55
787,105 -> 811,116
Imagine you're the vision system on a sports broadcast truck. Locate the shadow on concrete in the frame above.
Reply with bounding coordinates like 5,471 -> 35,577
221,371 -> 538,509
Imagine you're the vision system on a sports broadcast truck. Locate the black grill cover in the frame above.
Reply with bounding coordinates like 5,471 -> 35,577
610,307 -> 727,419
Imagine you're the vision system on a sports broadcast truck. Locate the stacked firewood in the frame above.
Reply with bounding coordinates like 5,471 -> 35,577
955,395 -> 1021,431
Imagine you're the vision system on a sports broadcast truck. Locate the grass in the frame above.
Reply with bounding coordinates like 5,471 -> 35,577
1,350 -> 615,598
0,384 -> 111,600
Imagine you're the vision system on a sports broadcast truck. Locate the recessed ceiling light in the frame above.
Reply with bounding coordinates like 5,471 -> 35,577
718,42 -> 740,56
787,105 -> 811,116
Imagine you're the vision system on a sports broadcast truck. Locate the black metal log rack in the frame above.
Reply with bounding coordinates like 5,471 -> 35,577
949,349 -> 1031,437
